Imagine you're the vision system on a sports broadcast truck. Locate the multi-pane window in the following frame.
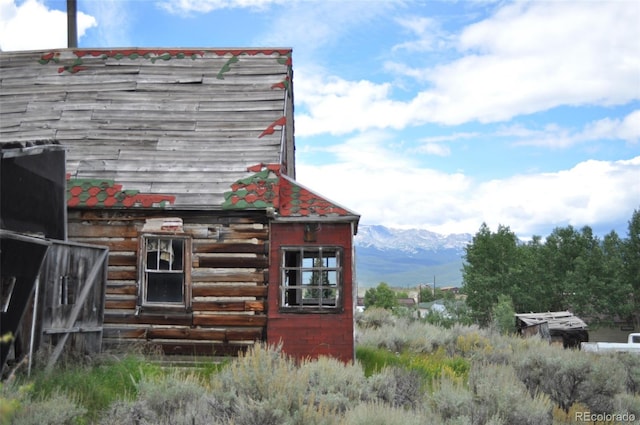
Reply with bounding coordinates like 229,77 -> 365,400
281,247 -> 342,311
140,235 -> 190,307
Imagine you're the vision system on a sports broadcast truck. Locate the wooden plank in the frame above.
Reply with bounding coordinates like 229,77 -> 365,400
108,254 -> 137,267
191,269 -> 266,283
104,311 -> 192,326
191,300 -> 265,312
91,109 -> 288,122
106,285 -> 137,295
143,341 -> 254,356
197,256 -> 268,269
43,326 -> 103,334
192,284 -> 267,297
68,222 -> 139,238
71,239 -> 136,251
193,313 -> 267,327
105,299 -> 137,310
194,242 -> 266,254
226,328 -> 263,341
102,328 -> 147,339
146,327 -> 227,341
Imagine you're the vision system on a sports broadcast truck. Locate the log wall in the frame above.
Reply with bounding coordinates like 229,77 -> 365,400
67,209 -> 269,355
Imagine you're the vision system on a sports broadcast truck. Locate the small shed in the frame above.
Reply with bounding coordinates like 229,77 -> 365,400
1,142 -> 107,375
516,311 -> 588,348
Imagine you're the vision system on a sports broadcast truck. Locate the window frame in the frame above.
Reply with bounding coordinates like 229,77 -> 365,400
138,233 -> 192,310
279,246 -> 343,313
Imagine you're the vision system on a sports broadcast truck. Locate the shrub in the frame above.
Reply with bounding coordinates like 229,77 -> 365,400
355,307 -> 395,330
469,363 -> 552,425
614,392 -> 640,419
299,355 -> 369,412
617,352 -> 640,394
579,355 -> 626,413
430,374 -> 472,420
8,392 -> 86,425
342,402 -> 435,425
367,366 -> 424,409
99,372 -> 232,425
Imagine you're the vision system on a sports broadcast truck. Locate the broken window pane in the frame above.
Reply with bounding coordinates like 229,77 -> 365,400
141,236 -> 189,306
281,247 -> 342,310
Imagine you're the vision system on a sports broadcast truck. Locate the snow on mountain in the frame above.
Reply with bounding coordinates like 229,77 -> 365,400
354,225 -> 471,287
355,224 -> 471,254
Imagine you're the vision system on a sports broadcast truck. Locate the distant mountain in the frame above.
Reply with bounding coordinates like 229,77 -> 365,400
354,225 -> 472,289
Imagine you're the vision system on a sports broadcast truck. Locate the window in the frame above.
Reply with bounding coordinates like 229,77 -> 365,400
140,235 -> 190,308
280,247 -> 342,311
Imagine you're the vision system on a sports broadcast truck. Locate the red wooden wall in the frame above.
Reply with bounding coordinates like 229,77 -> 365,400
267,222 -> 355,363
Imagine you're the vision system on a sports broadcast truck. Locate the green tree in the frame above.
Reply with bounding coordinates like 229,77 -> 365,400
510,235 -> 552,313
309,258 -> 333,299
418,287 -> 446,303
562,226 -> 606,317
622,209 -> 640,328
463,223 -> 519,326
600,230 -> 634,322
364,282 -> 398,310
491,294 -> 516,334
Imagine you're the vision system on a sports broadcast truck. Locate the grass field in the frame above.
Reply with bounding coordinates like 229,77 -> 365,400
1,309 -> 639,424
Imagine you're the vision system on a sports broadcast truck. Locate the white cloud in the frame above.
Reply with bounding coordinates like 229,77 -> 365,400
472,157 -> 640,237
158,0 -> 286,15
509,110 -> 640,149
428,1 -> 640,124
295,1 -> 640,135
0,0 -> 96,51
415,142 -> 451,157
297,131 -> 640,238
295,70 -> 411,136
392,15 -> 450,52
81,0 -> 131,47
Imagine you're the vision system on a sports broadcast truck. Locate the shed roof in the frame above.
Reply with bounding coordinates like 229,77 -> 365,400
515,311 -> 588,331
0,48 -> 294,209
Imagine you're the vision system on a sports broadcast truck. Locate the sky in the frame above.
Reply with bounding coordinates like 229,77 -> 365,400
1,0 -> 639,239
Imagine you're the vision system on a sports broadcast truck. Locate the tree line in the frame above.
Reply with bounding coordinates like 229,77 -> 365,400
463,209 -> 640,328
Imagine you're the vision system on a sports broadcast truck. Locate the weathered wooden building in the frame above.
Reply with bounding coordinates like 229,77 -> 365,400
516,311 -> 589,348
0,48 -> 359,363
1,142 -> 108,374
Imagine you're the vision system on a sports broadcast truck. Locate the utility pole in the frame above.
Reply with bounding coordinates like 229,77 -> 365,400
67,0 -> 77,48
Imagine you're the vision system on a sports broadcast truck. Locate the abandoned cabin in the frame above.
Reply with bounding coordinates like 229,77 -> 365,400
0,48 -> 360,371
515,311 -> 589,348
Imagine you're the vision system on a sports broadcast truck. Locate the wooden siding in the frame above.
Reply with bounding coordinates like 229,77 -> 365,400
0,48 -> 295,207
37,241 -> 108,367
67,209 -> 269,354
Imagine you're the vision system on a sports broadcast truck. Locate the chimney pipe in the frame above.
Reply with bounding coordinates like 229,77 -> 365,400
67,0 -> 77,48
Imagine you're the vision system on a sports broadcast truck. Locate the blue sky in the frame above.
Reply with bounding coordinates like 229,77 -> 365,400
1,0 -> 639,238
